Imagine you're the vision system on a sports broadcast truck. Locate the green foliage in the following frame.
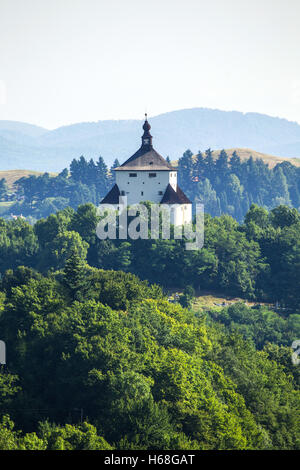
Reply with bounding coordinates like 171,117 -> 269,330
4,149 -> 300,222
0,179 -> 8,201
0,200 -> 300,450
0,264 -> 299,449
37,421 -> 113,450
62,249 -> 91,301
207,302 -> 300,350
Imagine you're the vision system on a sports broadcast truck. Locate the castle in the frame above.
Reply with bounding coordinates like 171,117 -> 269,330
101,116 -> 192,226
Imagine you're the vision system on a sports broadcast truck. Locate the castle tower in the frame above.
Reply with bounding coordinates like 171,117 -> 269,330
101,115 -> 192,226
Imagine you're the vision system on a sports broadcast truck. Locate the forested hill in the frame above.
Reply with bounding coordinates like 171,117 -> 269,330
0,202 -> 299,449
2,108 -> 300,171
2,149 -> 300,223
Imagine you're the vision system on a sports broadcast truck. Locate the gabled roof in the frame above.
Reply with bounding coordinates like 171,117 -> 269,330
114,116 -> 174,171
160,184 -> 191,204
101,184 -> 120,204
115,147 -> 174,171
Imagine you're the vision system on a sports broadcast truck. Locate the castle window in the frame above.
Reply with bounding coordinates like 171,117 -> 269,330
141,191 -> 144,196
120,190 -> 125,196
129,173 -> 137,177
158,191 -> 163,195
149,173 -> 156,178
149,162 -> 153,165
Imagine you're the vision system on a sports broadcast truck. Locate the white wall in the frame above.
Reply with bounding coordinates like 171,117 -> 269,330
114,169 -> 192,226
171,204 -> 192,226
116,170 -> 177,205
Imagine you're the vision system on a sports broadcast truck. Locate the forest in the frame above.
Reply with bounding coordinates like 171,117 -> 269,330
0,202 -> 299,449
0,148 -> 299,222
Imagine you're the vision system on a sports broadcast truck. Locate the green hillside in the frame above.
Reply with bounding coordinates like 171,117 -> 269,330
0,204 -> 299,449
0,169 -> 57,190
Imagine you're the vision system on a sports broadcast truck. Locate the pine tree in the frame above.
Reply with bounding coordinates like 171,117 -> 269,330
70,159 -> 80,181
229,151 -> 242,178
204,148 -> 215,182
215,150 -> 229,181
110,159 -> 120,186
62,249 -> 90,301
96,156 -> 109,196
193,151 -> 205,179
178,149 -> 194,192
88,159 -> 97,185
58,168 -> 69,179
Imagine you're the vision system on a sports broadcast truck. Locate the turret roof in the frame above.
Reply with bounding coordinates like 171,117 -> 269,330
114,116 -> 174,171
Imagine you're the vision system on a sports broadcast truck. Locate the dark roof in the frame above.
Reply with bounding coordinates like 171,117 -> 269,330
160,184 -> 191,204
101,184 -> 120,204
115,117 -> 174,171
115,147 -> 174,171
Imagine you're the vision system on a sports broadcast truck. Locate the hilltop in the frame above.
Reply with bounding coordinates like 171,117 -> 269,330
171,147 -> 300,168
212,148 -> 300,168
0,169 -> 57,190
1,108 -> 300,172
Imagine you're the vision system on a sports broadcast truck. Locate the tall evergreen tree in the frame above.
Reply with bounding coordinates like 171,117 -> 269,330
178,149 -> 194,193
193,151 -> 205,179
204,148 -> 215,182
96,156 -> 109,196
230,151 -> 242,178
271,167 -> 291,207
62,248 -> 90,301
88,159 -> 97,185
110,159 -> 120,186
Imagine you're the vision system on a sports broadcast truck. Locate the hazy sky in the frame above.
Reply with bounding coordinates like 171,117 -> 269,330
0,0 -> 300,129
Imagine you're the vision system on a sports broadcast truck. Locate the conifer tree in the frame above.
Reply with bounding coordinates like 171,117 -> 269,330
96,156 -> 109,195
204,148 -> 215,182
178,149 -> 194,192
110,159 -> 120,186
215,150 -> 229,181
229,151 -> 242,177
62,248 -> 90,301
193,151 -> 205,179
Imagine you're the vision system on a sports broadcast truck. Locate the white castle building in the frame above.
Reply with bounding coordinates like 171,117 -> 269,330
101,116 -> 192,226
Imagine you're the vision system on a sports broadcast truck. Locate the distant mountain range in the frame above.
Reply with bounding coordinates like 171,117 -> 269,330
1,108 -> 300,172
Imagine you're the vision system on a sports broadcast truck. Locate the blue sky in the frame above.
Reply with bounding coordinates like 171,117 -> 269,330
0,0 -> 300,129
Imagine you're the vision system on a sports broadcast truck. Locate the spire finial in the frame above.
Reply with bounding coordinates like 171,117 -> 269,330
141,113 -> 152,148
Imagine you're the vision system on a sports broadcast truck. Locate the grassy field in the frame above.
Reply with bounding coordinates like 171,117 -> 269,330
191,291 -> 266,311
0,169 -> 57,190
167,288 -> 272,312
211,148 -> 300,169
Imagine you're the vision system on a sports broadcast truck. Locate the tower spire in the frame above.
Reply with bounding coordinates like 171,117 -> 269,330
141,114 -> 152,149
